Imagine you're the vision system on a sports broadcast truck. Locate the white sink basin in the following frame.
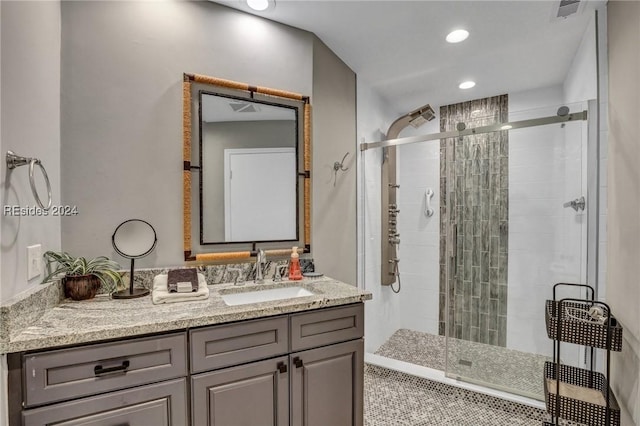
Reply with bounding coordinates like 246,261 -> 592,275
221,286 -> 315,306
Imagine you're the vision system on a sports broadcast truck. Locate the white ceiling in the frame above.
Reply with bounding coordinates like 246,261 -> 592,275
215,0 -> 601,115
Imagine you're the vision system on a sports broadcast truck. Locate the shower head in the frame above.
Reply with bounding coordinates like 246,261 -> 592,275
408,104 -> 436,128
386,103 -> 436,139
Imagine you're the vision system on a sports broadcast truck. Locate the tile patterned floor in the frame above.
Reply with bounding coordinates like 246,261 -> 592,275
375,329 -> 550,399
364,365 -> 582,426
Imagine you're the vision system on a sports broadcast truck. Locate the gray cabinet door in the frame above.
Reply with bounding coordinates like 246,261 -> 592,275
22,378 -> 187,426
290,339 -> 364,426
191,356 -> 289,426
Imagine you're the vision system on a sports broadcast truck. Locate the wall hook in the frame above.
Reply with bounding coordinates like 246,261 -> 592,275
333,152 -> 350,186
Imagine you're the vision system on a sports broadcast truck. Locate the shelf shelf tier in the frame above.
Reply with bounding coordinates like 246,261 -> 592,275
545,300 -> 623,351
544,362 -> 620,426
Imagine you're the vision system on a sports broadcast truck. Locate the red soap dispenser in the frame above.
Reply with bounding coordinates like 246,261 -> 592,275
288,246 -> 302,280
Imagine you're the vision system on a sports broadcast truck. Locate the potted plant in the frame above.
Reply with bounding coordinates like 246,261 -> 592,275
42,251 -> 124,300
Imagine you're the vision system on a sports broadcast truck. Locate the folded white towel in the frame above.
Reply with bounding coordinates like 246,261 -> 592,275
152,273 -> 209,305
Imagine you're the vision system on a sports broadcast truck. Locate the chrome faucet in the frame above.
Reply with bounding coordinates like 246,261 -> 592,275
273,264 -> 288,282
254,249 -> 266,283
227,267 -> 245,286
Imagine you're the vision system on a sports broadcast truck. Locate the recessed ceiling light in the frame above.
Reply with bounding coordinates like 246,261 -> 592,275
446,29 -> 469,43
247,0 -> 271,11
459,81 -> 476,89
501,125 -> 513,130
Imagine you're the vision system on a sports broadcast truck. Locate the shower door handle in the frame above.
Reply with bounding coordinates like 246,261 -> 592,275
563,196 -> 585,212
450,223 -> 457,258
450,223 -> 458,279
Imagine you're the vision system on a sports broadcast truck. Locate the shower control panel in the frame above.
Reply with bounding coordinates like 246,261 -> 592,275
388,192 -> 401,247
381,146 -> 402,285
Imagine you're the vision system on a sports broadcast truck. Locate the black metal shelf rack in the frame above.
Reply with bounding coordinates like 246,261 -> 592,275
543,283 -> 622,426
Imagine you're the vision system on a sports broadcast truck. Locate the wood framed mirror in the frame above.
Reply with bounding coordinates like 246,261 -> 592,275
183,73 -> 311,262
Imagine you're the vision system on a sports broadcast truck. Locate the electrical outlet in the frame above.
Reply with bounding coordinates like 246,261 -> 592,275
27,244 -> 42,280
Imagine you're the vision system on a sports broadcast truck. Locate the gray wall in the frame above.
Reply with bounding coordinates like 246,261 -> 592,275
60,1 -> 357,280
311,38 -> 357,285
201,120 -> 296,242
60,1 -> 313,267
607,2 -> 640,424
0,1 -> 61,302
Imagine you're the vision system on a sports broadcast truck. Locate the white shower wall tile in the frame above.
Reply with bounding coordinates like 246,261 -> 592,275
397,276 -> 439,310
398,230 -> 439,247
398,285 -> 440,335
509,182 -> 565,200
393,138 -> 441,336
508,215 -> 565,236
396,253 -> 438,277
508,232 -> 565,253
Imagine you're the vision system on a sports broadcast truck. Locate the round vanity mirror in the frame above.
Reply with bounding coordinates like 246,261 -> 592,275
112,219 -> 157,299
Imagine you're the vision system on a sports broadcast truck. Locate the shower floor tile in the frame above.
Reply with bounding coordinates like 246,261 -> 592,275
374,328 -> 550,399
364,364 -> 582,426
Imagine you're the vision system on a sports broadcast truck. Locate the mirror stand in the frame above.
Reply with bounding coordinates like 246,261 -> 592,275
112,219 -> 158,299
112,258 -> 150,299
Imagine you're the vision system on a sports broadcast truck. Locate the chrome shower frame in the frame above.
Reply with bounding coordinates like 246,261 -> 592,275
367,109 -> 588,287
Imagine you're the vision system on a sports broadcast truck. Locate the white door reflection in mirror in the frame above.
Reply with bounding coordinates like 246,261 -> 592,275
223,147 -> 297,242
199,91 -> 299,244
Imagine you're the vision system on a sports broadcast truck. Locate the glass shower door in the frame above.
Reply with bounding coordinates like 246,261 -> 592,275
444,102 -> 589,400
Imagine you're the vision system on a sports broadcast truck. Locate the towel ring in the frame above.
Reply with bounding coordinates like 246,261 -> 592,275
6,151 -> 52,210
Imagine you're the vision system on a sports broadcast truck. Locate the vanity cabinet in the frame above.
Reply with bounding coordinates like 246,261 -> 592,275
191,303 -> 364,426
10,303 -> 364,426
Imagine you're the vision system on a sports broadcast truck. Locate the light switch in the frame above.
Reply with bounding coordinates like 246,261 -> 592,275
27,244 -> 42,280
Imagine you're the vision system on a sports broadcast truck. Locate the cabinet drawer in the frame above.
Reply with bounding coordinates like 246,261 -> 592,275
23,377 -> 187,426
190,316 -> 288,373
290,303 -> 364,351
23,333 -> 187,407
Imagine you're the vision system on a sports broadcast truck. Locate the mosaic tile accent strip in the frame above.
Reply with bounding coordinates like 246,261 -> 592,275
375,329 -> 550,400
364,364 -> 585,425
439,95 -> 509,347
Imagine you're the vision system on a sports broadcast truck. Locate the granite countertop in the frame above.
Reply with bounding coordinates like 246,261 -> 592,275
1,276 -> 371,354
